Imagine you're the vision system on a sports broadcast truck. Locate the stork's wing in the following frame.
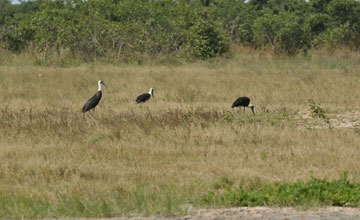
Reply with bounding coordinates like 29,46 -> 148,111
82,93 -> 101,112
136,93 -> 150,103
232,97 -> 250,108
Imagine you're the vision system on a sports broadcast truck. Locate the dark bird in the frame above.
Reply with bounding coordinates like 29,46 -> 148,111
136,88 -> 154,104
231,96 -> 255,115
82,80 -> 105,113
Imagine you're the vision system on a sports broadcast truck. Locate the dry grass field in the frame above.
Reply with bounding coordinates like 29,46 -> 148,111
0,48 -> 360,218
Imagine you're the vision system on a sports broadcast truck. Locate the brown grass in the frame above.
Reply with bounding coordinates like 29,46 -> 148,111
0,47 -> 360,218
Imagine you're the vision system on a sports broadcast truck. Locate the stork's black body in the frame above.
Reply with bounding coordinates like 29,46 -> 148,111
232,97 -> 250,108
82,91 -> 102,113
136,93 -> 151,103
232,96 -> 255,115
136,88 -> 154,104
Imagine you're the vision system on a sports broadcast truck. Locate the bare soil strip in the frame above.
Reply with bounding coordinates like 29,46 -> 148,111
64,207 -> 360,220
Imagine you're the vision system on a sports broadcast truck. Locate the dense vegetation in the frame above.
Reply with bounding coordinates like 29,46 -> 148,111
204,173 -> 360,207
1,0 -> 360,62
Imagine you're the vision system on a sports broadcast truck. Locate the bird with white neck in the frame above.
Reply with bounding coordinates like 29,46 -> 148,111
82,80 -> 106,113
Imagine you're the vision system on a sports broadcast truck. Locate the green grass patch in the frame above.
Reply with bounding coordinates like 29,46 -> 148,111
0,185 -> 190,219
203,173 -> 360,207
2,174 -> 360,218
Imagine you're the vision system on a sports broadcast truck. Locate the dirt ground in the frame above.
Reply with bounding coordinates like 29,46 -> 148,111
182,207 -> 360,220
69,207 -> 360,220
297,111 -> 360,129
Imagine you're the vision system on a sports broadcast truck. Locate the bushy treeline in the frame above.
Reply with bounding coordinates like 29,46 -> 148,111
1,0 -> 360,61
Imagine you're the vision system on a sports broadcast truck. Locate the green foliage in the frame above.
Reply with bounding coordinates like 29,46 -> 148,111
327,0 -> 360,26
316,23 -> 356,49
254,9 -> 309,54
306,13 -> 330,39
310,0 -> 333,13
203,173 -> 360,207
308,98 -> 330,125
184,9 -> 230,58
310,0 -> 360,49
0,0 -> 12,26
1,0 -> 360,60
213,0 -> 254,44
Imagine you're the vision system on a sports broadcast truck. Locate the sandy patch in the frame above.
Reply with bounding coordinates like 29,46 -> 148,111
297,111 -> 360,129
69,207 -> 360,220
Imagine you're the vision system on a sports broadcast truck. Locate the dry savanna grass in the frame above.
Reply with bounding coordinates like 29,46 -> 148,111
0,48 -> 360,218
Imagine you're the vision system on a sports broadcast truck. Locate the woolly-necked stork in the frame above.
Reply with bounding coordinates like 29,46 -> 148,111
82,80 -> 105,113
231,96 -> 255,115
136,88 -> 154,104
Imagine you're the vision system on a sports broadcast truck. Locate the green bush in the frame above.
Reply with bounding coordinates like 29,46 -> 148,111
213,0 -> 255,44
316,23 -> 357,49
253,9 -> 309,55
184,10 -> 230,59
1,0 -> 360,60
203,173 -> 360,207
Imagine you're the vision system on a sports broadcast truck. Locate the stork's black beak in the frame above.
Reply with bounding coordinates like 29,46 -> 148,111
102,82 -> 106,86
251,106 -> 255,115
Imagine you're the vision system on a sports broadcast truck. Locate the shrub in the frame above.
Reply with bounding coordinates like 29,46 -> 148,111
184,9 -> 230,59
203,173 -> 360,207
253,9 -> 310,55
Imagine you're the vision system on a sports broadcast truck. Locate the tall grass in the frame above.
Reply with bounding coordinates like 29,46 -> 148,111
0,47 -> 360,218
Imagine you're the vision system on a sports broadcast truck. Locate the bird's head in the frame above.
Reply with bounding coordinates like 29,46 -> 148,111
97,80 -> 105,91
248,104 -> 255,115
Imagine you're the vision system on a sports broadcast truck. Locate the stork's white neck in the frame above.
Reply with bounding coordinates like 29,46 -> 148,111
148,88 -> 152,94
98,82 -> 102,91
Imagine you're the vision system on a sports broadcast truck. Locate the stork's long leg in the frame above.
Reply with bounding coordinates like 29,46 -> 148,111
237,107 -> 241,116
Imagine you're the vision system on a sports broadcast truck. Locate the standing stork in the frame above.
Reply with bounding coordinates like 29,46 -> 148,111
136,88 -> 154,104
231,96 -> 255,115
82,80 -> 105,113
